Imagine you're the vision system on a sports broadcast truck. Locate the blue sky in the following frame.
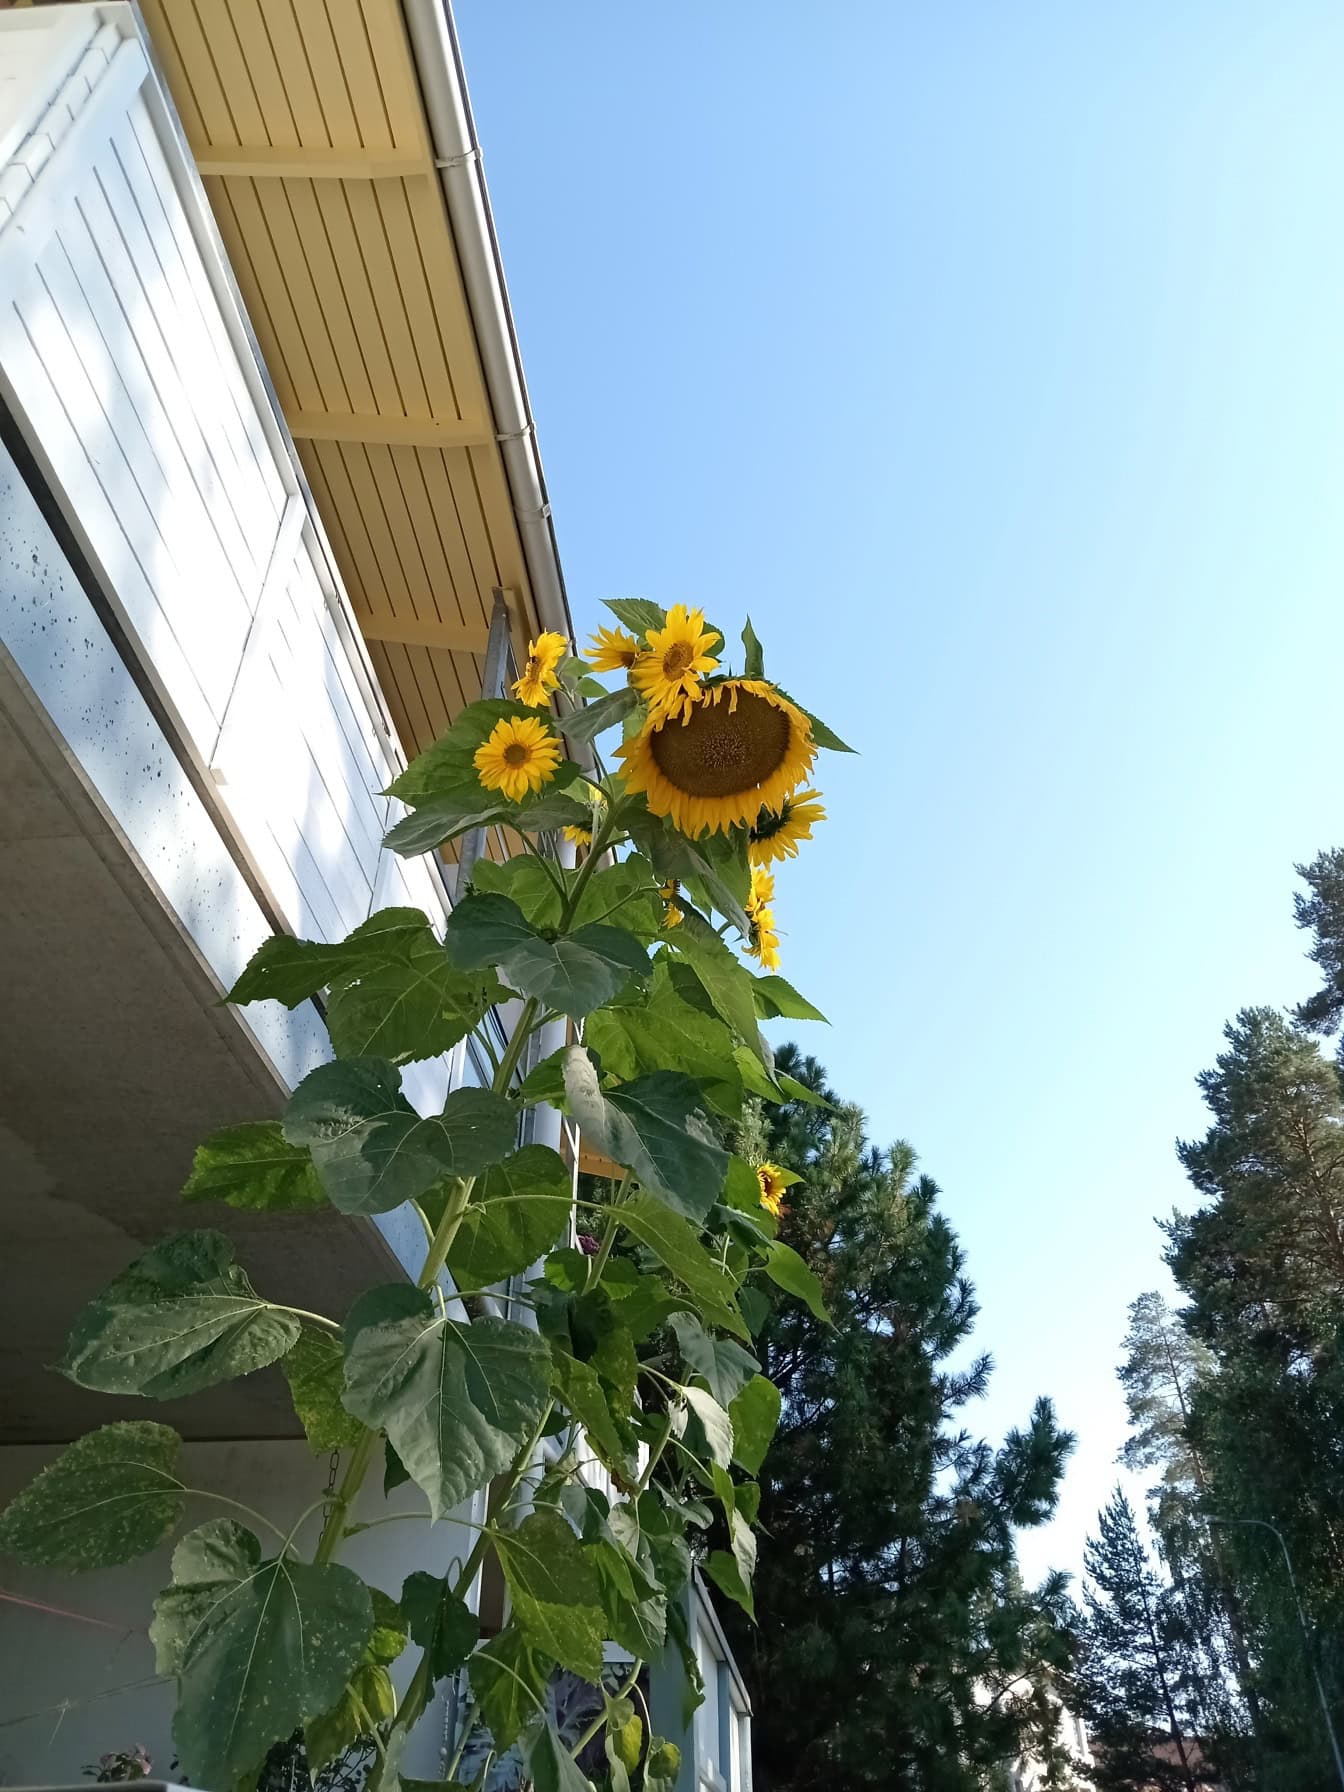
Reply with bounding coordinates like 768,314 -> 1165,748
458,0 -> 1344,1580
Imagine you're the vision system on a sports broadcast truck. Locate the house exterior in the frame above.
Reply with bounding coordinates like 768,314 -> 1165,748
0,7 -> 748,1789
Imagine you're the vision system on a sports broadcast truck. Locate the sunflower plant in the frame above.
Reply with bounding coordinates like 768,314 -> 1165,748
0,603 -> 849,1792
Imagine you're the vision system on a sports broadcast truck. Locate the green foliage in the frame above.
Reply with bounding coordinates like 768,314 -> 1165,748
0,1422 -> 184,1570
0,641 -> 851,1792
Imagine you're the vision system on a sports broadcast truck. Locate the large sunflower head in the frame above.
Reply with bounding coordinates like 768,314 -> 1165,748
617,678 -> 816,837
586,624 -> 642,674
512,631 -> 569,707
749,787 -> 826,866
757,1162 -> 788,1220
473,714 -> 563,802
631,605 -> 721,718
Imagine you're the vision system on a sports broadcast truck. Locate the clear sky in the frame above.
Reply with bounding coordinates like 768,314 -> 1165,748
456,0 -> 1344,1581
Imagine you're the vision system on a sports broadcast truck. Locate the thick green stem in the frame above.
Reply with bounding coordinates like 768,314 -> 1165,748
418,1175 -> 477,1290
635,1411 -> 675,1494
313,1428 -> 380,1567
568,1658 -> 644,1758
558,800 -> 623,928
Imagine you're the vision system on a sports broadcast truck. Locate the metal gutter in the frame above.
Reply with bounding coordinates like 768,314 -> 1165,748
401,0 -> 574,652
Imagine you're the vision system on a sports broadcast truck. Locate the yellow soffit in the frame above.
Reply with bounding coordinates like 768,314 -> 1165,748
139,0 -> 546,772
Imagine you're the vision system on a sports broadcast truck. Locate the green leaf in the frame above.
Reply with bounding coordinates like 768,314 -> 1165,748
0,1421 -> 183,1570
570,856 -> 665,938
366,1585 -> 409,1664
443,1145 -> 571,1285
518,1046 -> 569,1107
563,683 -> 641,743
228,908 -> 428,1007
469,1626 -> 550,1749
603,597 -> 666,638
619,1195 -> 747,1338
549,1350 -> 637,1478
728,1374 -> 782,1475
776,1071 -> 835,1109
737,1284 -> 772,1335
586,1532 -> 667,1658
494,1509 -> 606,1680
341,1289 -> 551,1519
305,1661 -> 396,1774
471,855 -> 567,929
284,1059 -> 518,1216
445,894 -> 649,1020
387,699 -> 559,804
61,1231 -> 299,1399
750,973 -> 828,1024
669,1314 -> 758,1408
624,809 -> 752,938
711,1465 -> 758,1617
384,785 -> 590,856
284,1325 -> 364,1453
797,702 -> 854,753
703,1547 -> 755,1619
182,1122 -> 326,1212
401,1571 -> 479,1680
765,1239 -> 831,1322
605,1697 -> 641,1792
327,935 -> 506,1063
666,911 -> 766,1057
741,616 -> 764,678
644,1739 -> 682,1792
562,1048 -> 728,1223
683,1386 -> 735,1469
150,1519 -> 372,1788
527,1720 -> 598,1792
586,963 -> 744,1099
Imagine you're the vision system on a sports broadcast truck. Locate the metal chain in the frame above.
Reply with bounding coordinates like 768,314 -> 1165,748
314,1446 -> 342,1550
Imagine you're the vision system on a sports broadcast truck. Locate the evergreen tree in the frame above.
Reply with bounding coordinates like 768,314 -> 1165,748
728,1046 -> 1077,1792
1293,846 -> 1344,1039
1074,1490 -> 1204,1792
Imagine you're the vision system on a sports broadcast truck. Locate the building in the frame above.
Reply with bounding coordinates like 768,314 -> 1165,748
0,6 -> 748,1788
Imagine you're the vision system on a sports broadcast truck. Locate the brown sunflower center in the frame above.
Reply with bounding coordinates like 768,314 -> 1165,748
649,688 -> 791,797
661,642 -> 694,678
503,743 -> 530,768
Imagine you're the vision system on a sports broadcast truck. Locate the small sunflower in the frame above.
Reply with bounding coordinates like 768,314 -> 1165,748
474,714 -> 563,802
757,1162 -> 788,1220
749,788 -> 826,866
631,604 -> 721,718
512,630 -> 569,707
746,866 -> 775,920
586,624 -> 642,674
659,879 -> 684,928
562,825 -> 593,848
617,678 -> 816,837
750,908 -> 782,973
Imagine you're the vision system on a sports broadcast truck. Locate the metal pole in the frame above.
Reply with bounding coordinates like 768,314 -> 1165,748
455,590 -> 512,898
1208,1515 -> 1344,1790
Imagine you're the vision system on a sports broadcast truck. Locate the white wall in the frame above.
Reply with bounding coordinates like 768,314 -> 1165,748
0,1441 -> 479,1788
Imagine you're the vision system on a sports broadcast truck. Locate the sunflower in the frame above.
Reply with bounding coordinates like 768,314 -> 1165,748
474,714 -> 563,801
562,825 -> 593,848
617,678 -> 816,837
750,908 -> 782,973
630,605 -> 721,718
586,624 -> 642,674
757,1162 -> 788,1220
512,630 -> 568,707
749,787 -> 826,866
745,866 -> 775,920
659,880 -> 684,928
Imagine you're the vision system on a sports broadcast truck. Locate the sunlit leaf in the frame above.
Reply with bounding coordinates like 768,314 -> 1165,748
669,1313 -> 758,1408
495,1509 -> 606,1680
182,1122 -> 325,1213
0,1421 -> 183,1571
562,1048 -> 728,1222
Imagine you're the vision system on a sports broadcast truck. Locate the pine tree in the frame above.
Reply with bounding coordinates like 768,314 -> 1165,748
1074,1489 -> 1203,1792
1293,846 -> 1344,1038
728,1046 -> 1078,1792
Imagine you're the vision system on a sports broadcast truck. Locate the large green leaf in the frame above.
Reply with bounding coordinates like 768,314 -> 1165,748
527,1720 -> 598,1792
682,1387 -> 734,1469
703,1547 -> 754,1620
384,785 -> 590,857
305,1661 -> 395,1775
0,1421 -> 183,1571
644,1739 -> 682,1792
150,1520 -> 372,1788
445,894 -> 649,1021
401,1570 -> 479,1680
387,700 -> 583,804
666,912 -> 766,1059
182,1122 -> 326,1213
469,1626 -> 551,1750
326,933 -> 507,1063
569,856 -> 665,938
562,684 -> 641,743
549,1349 -> 637,1478
749,973 -> 828,1024
471,855 -> 567,929
765,1239 -> 831,1322
618,1196 -> 747,1338
228,908 -> 427,1007
728,1374 -> 782,1476
61,1231 -> 299,1399
283,1326 -> 363,1453
668,1314 -> 758,1408
341,1288 -> 551,1520
625,811 -> 752,937
562,1049 -> 728,1222
284,1059 -> 518,1216
586,966 -> 743,1102
494,1510 -> 606,1680
710,1466 -> 758,1620
586,1534 -> 667,1659
443,1146 -> 572,1286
